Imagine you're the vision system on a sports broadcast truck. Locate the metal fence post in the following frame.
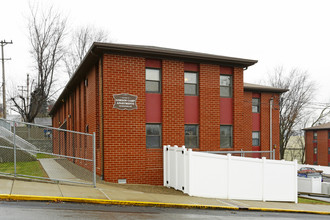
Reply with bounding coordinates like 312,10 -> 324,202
13,122 -> 17,177
93,132 -> 96,188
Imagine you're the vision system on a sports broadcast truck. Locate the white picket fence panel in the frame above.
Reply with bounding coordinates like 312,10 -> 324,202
298,177 -> 322,194
164,145 -> 298,203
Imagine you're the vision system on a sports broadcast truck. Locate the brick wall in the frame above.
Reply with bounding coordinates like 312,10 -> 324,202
51,53 -> 283,185
305,130 -> 329,166
259,93 -> 281,159
162,60 -> 185,146
317,130 -> 328,166
243,91 -> 253,151
305,131 -> 313,164
102,54 -> 147,184
233,67 -> 244,150
200,63 -> 220,151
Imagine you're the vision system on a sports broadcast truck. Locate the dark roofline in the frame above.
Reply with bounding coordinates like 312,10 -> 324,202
92,42 -> 258,67
303,122 -> 330,131
244,83 -> 289,93
50,43 -> 258,116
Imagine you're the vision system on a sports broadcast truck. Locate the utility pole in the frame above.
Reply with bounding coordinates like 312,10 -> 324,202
1,40 -> 13,119
27,73 -> 30,112
17,85 -> 27,97
17,85 -> 27,111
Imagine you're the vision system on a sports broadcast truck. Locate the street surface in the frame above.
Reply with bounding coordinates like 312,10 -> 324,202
0,201 -> 329,220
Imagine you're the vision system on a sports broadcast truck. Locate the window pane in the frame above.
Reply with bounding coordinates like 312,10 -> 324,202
252,98 -> 259,105
252,106 -> 258,113
146,69 -> 160,81
220,75 -> 231,86
220,137 -> 231,148
185,136 -> 197,148
146,124 -> 161,135
252,132 -> 259,139
252,98 -> 260,113
220,125 -> 232,148
146,124 -> 161,148
252,139 -> 259,146
220,87 -> 230,97
184,84 -> 197,95
185,125 -> 197,135
147,136 -> 160,148
146,81 -> 159,92
185,125 -> 198,148
184,72 -> 197,84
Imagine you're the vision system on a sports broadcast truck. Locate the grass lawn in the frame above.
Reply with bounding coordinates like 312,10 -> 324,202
36,153 -> 57,159
0,161 -> 48,178
298,197 -> 330,205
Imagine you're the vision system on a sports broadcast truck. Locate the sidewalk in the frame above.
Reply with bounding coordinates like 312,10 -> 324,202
0,177 -> 330,215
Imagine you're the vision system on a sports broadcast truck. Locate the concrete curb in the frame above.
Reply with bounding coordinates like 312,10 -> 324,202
1,194 -> 330,215
0,194 -> 238,210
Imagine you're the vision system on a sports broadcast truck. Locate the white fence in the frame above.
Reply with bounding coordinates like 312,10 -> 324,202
298,177 -> 322,194
164,145 -> 298,203
298,177 -> 330,195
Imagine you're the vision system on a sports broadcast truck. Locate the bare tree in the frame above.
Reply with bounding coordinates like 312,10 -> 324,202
10,4 -> 67,122
64,26 -> 108,77
268,67 -> 316,159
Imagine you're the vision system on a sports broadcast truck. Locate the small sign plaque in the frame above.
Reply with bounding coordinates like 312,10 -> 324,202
113,93 -> 138,110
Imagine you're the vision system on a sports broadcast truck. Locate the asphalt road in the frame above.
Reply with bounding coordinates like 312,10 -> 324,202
0,200 -> 329,220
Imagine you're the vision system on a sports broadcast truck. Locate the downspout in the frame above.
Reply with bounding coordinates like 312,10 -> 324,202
99,55 -> 105,180
270,98 -> 273,159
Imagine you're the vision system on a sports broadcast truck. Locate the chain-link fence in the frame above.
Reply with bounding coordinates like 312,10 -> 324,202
0,119 -> 96,187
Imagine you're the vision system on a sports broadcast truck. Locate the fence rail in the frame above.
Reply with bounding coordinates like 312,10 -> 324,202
206,150 -> 276,159
164,145 -> 298,203
0,119 -> 96,187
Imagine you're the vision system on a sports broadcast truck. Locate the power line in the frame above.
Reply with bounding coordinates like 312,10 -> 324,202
0,40 -> 13,119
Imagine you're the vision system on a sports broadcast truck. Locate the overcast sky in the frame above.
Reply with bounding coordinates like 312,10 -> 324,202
1,0 -> 330,113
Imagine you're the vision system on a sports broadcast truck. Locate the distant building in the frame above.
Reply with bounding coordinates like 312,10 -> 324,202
34,117 -> 52,127
284,136 -> 305,163
303,122 -> 330,166
49,43 -> 287,185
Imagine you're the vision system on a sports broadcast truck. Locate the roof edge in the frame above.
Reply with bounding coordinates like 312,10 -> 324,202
50,43 -> 259,116
244,83 -> 289,93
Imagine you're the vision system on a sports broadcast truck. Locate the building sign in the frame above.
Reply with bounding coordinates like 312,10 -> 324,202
113,93 -> 138,110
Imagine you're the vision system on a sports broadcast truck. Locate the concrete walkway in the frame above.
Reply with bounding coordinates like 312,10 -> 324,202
0,177 -> 330,215
38,158 -> 81,182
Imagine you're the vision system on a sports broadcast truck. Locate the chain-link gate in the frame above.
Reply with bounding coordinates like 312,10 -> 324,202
0,119 -> 96,187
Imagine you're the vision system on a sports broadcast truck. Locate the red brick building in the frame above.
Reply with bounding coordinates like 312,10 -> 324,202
49,43 -> 287,185
303,123 -> 330,166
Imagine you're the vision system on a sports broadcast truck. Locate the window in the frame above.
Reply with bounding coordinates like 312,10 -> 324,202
220,125 -> 232,148
313,132 -> 317,140
185,125 -> 198,148
146,68 -> 161,93
252,131 -> 260,146
328,131 -> 330,139
314,147 -> 318,154
184,72 -> 198,95
252,98 -> 260,113
220,75 -> 232,97
146,124 -> 161,148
